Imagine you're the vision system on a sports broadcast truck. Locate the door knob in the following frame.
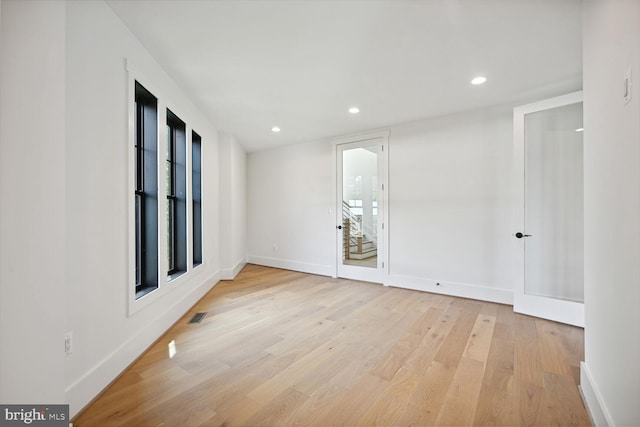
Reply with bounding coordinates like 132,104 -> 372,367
337,225 -> 342,230
515,232 -> 532,238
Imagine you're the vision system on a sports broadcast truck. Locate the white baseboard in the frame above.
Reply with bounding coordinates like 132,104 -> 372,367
220,257 -> 247,280
247,255 -> 332,277
388,274 -> 513,305
243,261 -> 511,304
580,361 -> 613,427
66,272 -> 219,419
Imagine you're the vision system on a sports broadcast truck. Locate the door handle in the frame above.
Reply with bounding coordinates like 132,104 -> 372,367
515,232 -> 532,238
337,225 -> 342,230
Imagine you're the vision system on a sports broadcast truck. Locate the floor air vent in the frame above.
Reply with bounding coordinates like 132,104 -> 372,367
188,312 -> 207,324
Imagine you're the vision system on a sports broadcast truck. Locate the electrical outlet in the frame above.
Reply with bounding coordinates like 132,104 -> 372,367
273,243 -> 278,252
64,332 -> 73,356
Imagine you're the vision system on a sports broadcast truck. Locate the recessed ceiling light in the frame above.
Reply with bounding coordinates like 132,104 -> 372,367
575,128 -> 584,132
271,126 -> 281,133
471,76 -> 487,85
348,107 -> 360,114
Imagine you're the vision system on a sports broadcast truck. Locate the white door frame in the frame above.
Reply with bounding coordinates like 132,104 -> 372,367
513,91 -> 584,327
332,131 -> 389,284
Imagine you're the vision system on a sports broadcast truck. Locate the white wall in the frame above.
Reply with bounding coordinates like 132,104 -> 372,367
581,1 -> 640,425
388,106 -> 514,303
248,140 -> 335,276
247,105 -> 515,303
219,133 -> 247,279
0,0 -> 67,404
62,0 -> 220,417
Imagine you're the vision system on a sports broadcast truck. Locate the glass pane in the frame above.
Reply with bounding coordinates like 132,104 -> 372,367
135,194 -> 142,285
341,146 -> 378,268
524,102 -> 583,302
167,198 -> 174,273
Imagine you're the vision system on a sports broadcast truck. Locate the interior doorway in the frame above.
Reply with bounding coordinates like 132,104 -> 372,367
513,91 -> 584,326
335,133 -> 388,283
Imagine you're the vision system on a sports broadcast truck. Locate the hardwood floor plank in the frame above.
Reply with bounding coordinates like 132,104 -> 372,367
472,313 -> 515,426
202,395 -> 261,427
536,318 -> 575,376
403,303 -> 461,374
514,315 -> 545,388
463,313 -> 496,362
435,357 -> 486,426
317,373 -> 387,426
473,382 -> 515,426
408,306 -> 444,336
396,361 -> 456,426
244,387 -> 309,426
541,371 -> 592,426
434,301 -> 482,367
288,383 -> 349,426
357,366 -> 421,426
514,378 -> 546,426
246,341 -> 343,405
370,332 -> 423,380
72,265 -> 590,427
328,344 -> 385,390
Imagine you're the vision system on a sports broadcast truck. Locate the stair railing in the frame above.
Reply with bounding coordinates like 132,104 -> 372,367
342,200 -> 377,249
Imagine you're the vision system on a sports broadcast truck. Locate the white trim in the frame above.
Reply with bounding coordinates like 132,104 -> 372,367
248,255 -> 333,277
66,272 -> 218,419
157,96 -> 168,285
513,91 -> 583,117
580,362 -> 614,427
388,274 -> 513,305
513,292 -> 584,327
126,60 -> 137,314
330,140 -> 337,278
331,129 -> 391,146
220,257 -> 248,280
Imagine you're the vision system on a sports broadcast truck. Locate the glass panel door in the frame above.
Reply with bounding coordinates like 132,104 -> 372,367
513,91 -> 584,326
524,102 -> 584,303
342,146 -> 378,269
336,137 -> 385,283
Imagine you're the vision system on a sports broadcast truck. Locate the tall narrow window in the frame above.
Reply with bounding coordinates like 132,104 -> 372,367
134,82 -> 158,298
192,131 -> 202,266
166,109 -> 187,279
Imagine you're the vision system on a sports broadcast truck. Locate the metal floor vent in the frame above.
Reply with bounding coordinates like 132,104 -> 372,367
188,312 -> 207,324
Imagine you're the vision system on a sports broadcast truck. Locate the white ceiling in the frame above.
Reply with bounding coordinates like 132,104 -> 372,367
107,0 -> 582,152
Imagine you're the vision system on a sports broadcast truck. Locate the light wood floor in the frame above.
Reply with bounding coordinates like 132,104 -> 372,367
74,265 -> 591,426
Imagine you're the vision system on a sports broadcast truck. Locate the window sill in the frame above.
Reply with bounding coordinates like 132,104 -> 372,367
168,270 -> 186,282
135,285 -> 158,300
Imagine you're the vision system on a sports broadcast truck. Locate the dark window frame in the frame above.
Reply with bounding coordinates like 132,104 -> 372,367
134,82 -> 159,298
192,131 -> 203,267
166,109 -> 187,280
167,125 -> 177,275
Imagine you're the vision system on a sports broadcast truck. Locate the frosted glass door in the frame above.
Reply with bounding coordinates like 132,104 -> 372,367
524,102 -> 584,303
513,91 -> 584,327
